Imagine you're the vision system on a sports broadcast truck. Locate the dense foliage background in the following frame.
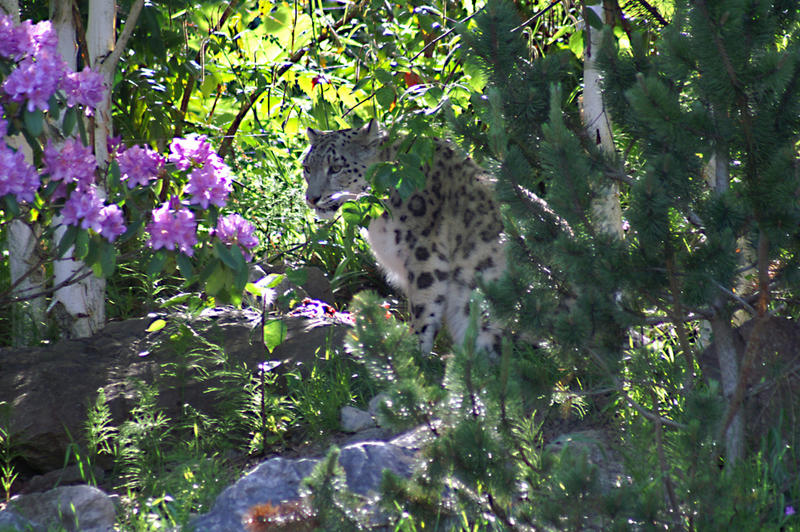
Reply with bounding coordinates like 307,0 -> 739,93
2,0 -> 800,530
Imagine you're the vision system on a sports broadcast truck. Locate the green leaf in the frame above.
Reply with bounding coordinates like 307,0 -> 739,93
373,69 -> 393,84
176,253 -> 193,279
62,106 -> 78,137
261,273 -> 286,289
585,8 -> 604,30
48,94 -> 61,121
146,251 -> 167,277
375,85 -> 396,108
146,319 -> 167,332
569,30 -> 585,59
99,243 -> 116,277
159,293 -> 192,308
204,262 -> 228,296
74,228 -> 89,259
57,225 -> 79,257
108,160 -> 121,190
23,108 -> 44,137
214,242 -> 238,269
3,194 -> 20,218
263,318 -> 288,353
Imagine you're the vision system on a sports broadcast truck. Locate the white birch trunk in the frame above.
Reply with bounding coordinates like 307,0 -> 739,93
87,0 -> 116,164
582,2 -> 622,239
50,0 -> 106,338
3,0 -> 47,345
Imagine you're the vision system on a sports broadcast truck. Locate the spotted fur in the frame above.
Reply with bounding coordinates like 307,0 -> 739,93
302,120 -> 506,354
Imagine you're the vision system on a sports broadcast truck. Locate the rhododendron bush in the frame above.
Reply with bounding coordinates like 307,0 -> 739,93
1,15 -> 259,306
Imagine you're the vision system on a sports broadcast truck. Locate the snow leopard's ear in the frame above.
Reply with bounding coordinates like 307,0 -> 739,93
355,119 -> 387,148
306,127 -> 322,143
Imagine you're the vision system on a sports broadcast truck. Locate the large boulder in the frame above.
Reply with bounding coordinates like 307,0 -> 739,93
0,484 -> 115,532
0,306 -> 347,475
190,430 -> 425,531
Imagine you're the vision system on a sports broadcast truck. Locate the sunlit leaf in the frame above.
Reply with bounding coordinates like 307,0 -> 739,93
263,318 -> 287,353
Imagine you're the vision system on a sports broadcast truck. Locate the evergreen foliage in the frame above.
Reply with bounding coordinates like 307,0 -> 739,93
345,0 -> 800,528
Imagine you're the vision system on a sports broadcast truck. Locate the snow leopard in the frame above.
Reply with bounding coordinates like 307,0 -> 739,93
302,120 -> 506,355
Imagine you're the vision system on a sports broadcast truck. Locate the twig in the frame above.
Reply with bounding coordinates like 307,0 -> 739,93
511,0 -> 563,33
219,2 -> 366,157
100,0 -> 145,77
588,348 -> 688,430
651,390 -> 680,516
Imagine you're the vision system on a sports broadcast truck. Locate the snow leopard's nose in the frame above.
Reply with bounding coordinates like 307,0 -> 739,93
306,194 -> 321,207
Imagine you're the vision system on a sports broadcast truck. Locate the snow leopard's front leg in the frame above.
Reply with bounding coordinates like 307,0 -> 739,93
404,236 -> 451,354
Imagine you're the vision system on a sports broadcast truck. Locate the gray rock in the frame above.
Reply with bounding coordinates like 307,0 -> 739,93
6,484 -> 115,532
0,307 -> 348,473
368,392 -> 391,427
190,437 -> 417,531
0,509 -> 33,531
340,406 -> 376,433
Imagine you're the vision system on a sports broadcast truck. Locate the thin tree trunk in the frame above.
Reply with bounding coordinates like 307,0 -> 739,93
706,150 -> 745,463
582,1 -> 622,238
51,0 -> 106,338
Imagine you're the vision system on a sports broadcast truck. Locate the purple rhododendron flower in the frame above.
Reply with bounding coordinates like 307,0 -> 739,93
787,506 -> 796,516
168,135 -> 215,171
117,145 -> 165,188
98,204 -> 125,242
60,186 -> 104,231
43,139 -> 97,187
2,53 -> 65,112
0,143 -> 40,202
216,213 -> 259,261
25,20 -> 59,58
146,199 -> 198,256
107,135 -> 124,156
60,66 -> 105,112
184,156 -> 232,208
0,15 -> 22,59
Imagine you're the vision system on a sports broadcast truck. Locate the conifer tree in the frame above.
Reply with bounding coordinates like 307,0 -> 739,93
344,0 -> 800,527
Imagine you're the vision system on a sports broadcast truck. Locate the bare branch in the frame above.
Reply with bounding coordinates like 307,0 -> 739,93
101,0 -> 145,76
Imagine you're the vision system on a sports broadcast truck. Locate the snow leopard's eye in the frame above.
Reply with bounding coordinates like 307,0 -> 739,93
329,164 -> 342,174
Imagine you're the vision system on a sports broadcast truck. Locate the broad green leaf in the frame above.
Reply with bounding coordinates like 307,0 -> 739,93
74,229 -> 89,259
176,253 -> 193,279
375,85 -> 396,108
99,243 -> 116,277
56,225 -> 79,257
585,8 -> 604,30
263,318 -> 287,353
146,251 -> 167,278
146,319 -> 167,332
3,194 -> 20,218
204,263 -> 229,296
214,241 -> 238,269
62,106 -> 78,137
23,108 -> 43,137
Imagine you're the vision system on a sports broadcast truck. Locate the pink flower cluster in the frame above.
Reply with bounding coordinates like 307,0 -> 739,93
43,139 -> 97,189
169,135 -> 232,209
0,143 -> 39,202
0,16 -> 104,113
117,145 -> 165,188
146,198 -> 198,256
61,185 -> 126,241
215,214 -> 259,261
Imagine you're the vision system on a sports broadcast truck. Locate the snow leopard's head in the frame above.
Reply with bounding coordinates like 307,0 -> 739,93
302,120 -> 387,219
